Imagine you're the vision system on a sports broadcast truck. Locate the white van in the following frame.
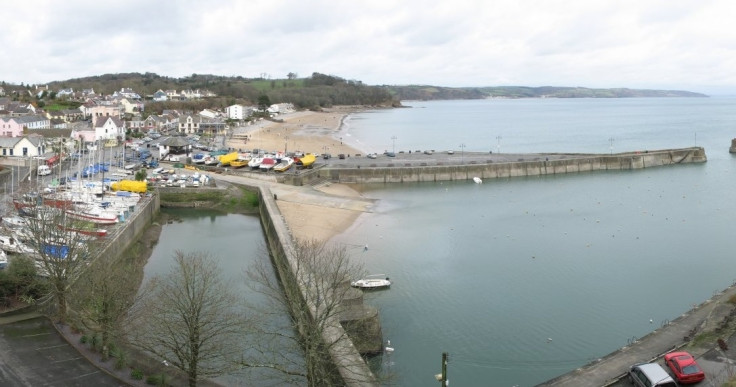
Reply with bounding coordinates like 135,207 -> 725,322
37,165 -> 51,176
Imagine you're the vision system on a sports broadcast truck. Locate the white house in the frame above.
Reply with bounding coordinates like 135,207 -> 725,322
0,135 -> 45,157
153,90 -> 168,102
13,115 -> 50,130
94,116 -> 126,141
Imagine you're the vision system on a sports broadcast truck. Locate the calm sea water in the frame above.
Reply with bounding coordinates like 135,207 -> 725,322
332,98 -> 736,386
147,98 -> 736,386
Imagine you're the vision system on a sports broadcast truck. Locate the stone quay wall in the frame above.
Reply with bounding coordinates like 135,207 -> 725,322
96,192 -> 160,261
257,185 -> 378,386
317,147 -> 707,184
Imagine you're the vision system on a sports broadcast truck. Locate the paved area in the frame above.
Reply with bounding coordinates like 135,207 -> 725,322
539,284 -> 736,386
0,314 -> 126,387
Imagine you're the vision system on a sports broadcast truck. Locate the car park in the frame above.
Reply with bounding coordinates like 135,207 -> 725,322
664,351 -> 705,384
628,363 -> 677,387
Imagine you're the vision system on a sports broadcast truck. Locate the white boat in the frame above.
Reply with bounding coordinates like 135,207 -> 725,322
249,156 -> 263,169
351,274 -> 391,290
473,177 -> 482,184
65,205 -> 119,225
259,157 -> 276,171
273,157 -> 294,172
2,216 -> 28,229
0,235 -> 34,254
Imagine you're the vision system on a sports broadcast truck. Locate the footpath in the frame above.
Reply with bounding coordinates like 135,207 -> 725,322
539,283 -> 736,386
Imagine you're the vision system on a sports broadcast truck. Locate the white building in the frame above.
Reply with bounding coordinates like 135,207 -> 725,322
225,104 -> 245,120
94,116 -> 126,141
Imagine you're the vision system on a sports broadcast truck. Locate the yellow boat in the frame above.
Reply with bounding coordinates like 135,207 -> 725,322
218,152 -> 239,166
296,153 -> 316,168
230,159 -> 248,168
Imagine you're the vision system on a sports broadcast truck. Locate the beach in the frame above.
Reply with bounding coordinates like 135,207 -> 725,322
225,108 -> 371,244
226,107 -> 364,157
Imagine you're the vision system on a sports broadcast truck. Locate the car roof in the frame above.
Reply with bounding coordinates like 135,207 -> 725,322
633,363 -> 674,381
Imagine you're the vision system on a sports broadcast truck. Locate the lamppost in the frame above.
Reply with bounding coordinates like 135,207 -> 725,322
460,143 -> 466,165
496,136 -> 502,154
391,136 -> 397,154
608,137 -> 614,155
284,136 -> 288,153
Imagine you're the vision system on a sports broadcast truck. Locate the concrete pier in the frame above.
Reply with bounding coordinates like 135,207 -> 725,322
315,147 -> 707,184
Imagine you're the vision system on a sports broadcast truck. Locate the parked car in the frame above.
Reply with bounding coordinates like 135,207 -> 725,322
664,351 -> 705,384
338,154 -> 346,159
629,363 -> 677,387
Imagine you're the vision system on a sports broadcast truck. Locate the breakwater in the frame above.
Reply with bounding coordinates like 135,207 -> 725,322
257,183 -> 379,386
317,147 -> 707,184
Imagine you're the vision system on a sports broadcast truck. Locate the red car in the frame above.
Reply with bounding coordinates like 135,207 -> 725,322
664,351 -> 705,384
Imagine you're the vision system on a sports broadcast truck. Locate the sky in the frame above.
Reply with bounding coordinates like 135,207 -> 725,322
2,0 -> 736,95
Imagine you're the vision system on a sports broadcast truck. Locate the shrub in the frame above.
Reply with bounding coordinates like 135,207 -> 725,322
80,335 -> 89,344
131,369 -> 144,380
146,373 -> 168,386
90,335 -> 100,351
111,347 -> 127,370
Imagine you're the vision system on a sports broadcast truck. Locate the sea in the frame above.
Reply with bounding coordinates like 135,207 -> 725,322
145,97 -> 736,386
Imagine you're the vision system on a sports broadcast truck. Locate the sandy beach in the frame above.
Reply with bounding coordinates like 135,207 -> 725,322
226,107 -> 364,157
225,108 -> 372,243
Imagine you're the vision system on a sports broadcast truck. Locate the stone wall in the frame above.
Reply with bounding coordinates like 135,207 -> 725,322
258,187 -> 378,386
318,147 -> 707,184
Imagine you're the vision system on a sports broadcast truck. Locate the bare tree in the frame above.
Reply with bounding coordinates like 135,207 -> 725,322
70,249 -> 142,360
126,251 -> 250,387
246,239 -> 372,386
21,202 -> 98,324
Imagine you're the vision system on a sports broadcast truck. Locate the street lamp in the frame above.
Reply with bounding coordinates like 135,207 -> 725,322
496,136 -> 502,154
459,143 -> 466,164
608,137 -> 614,155
284,136 -> 288,153
391,136 -> 397,153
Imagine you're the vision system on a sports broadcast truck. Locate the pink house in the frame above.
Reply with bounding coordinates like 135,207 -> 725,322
0,117 -> 26,137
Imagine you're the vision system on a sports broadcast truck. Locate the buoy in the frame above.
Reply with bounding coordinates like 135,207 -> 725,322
649,319 -> 653,324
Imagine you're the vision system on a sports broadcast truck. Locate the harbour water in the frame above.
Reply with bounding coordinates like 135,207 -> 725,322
147,98 -> 736,386
333,98 -> 736,386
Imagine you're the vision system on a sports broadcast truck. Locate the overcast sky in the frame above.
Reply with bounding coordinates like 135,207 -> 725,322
3,0 -> 735,94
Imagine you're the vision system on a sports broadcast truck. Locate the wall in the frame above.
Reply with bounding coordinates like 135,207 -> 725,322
318,147 -> 707,184
258,186 -> 378,386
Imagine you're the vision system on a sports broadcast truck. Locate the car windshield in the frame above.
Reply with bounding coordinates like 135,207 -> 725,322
681,364 -> 700,374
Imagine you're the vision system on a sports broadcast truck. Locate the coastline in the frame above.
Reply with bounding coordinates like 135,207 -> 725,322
225,107 -> 375,244
227,107 -> 367,157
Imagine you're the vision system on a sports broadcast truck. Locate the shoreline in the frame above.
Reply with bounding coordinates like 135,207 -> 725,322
227,107 -> 369,157
225,108 -> 377,244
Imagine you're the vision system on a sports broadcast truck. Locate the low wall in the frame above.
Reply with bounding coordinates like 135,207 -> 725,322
96,193 -> 160,260
258,186 -> 378,386
318,147 -> 707,184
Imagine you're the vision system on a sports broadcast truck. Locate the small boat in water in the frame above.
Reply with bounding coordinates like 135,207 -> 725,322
473,177 -> 482,184
351,274 -> 391,290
